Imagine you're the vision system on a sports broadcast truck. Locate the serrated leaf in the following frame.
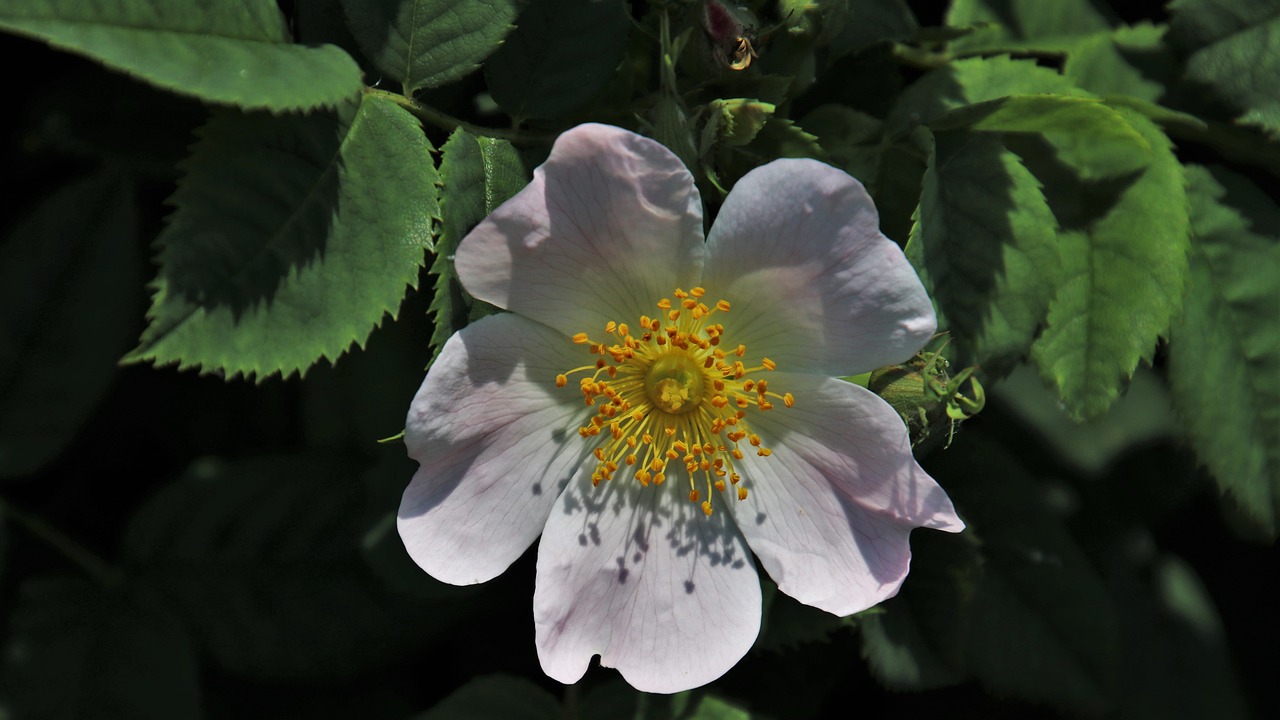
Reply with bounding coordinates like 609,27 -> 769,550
121,454 -> 462,680
1030,109 -> 1190,419
483,0 -> 630,121
1169,164 -> 1280,537
1170,0 -> 1280,137
887,56 -> 1083,136
1063,23 -> 1175,102
910,131 -> 1061,372
0,0 -> 363,111
927,94 -> 1153,181
124,92 -> 437,381
412,675 -> 560,720
946,0 -> 1116,51
342,0 -> 519,94
0,173 -> 141,477
1,576 -> 201,720
429,128 -> 527,359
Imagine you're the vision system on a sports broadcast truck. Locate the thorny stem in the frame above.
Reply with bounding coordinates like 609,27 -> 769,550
367,88 -> 556,146
0,495 -> 122,587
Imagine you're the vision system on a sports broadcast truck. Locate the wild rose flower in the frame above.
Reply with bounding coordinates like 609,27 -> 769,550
398,124 -> 963,693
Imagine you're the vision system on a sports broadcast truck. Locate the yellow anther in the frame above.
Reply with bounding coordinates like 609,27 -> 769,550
689,489 -> 700,503
737,487 -> 748,501
572,333 -> 590,344
690,287 -> 706,298
762,358 -> 776,370
657,298 -> 672,309
716,300 -> 731,312
783,393 -> 795,408
555,374 -> 568,387
605,321 -> 617,333
701,501 -> 713,516
757,448 -> 772,457
649,458 -> 665,472
618,323 -> 629,337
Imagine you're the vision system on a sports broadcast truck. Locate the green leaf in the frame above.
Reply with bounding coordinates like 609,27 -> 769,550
0,0 -> 363,111
430,128 -> 527,359
1170,0 -> 1280,137
0,173 -> 141,478
413,675 -> 559,720
801,104 -> 883,189
483,0 -> 630,121
887,55 -> 1083,136
124,92 -> 437,381
1,576 -> 201,720
910,130 -> 1061,371
828,0 -> 917,58
946,0 -> 1116,51
121,454 -> 464,680
1063,23 -> 1176,103
927,94 -> 1153,181
1168,164 -> 1280,537
1030,109 -> 1190,419
341,0 -> 519,94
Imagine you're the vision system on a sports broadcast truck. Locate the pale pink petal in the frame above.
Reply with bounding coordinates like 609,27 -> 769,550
701,159 -> 935,376
456,124 -> 706,338
726,372 -> 963,616
398,313 -> 591,586
534,476 -> 760,693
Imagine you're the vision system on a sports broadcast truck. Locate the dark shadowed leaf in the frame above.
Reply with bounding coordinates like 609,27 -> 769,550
0,173 -> 141,478
121,454 -> 464,679
1169,0 -> 1280,137
484,0 -> 630,121
1,575 -> 201,720
412,675 -> 560,720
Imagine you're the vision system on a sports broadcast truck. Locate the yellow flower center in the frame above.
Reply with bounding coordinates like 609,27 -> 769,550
556,287 -> 794,516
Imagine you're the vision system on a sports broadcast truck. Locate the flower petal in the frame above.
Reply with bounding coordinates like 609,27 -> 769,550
457,124 -> 706,337
534,476 -> 761,693
726,372 -> 963,616
702,159 -> 935,376
398,313 -> 590,586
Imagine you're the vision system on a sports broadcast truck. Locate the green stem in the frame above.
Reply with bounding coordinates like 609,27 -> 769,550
367,88 -> 555,146
0,496 -> 122,586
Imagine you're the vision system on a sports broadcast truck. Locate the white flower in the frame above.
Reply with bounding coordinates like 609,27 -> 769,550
398,123 -> 963,693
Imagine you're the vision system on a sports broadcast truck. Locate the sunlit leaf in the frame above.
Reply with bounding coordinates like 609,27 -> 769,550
909,131 -> 1060,371
1169,164 -> 1280,537
1029,109 -> 1190,419
483,0 -> 630,121
429,128 -> 528,359
342,0 -> 519,94
123,92 -> 437,381
0,0 -> 362,111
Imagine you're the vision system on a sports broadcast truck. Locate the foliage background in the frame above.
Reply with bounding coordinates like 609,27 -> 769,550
1,0 -> 1277,718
